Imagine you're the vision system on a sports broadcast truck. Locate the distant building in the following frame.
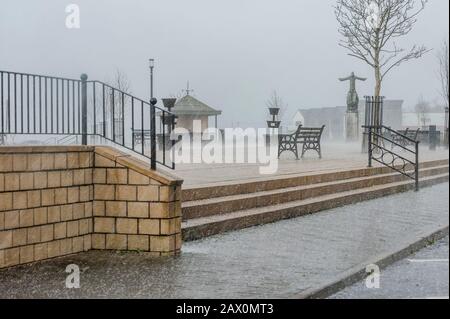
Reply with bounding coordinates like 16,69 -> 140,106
292,111 -> 305,127
293,107 -> 346,140
362,99 -> 403,130
294,100 -> 403,140
402,112 -> 446,131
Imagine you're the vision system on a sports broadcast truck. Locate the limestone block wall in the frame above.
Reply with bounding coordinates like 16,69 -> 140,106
91,147 -> 182,256
0,145 -> 183,269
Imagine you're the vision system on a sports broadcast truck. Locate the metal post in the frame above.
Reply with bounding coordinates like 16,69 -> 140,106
429,125 -> 437,151
415,141 -> 420,192
368,128 -> 373,168
150,98 -> 157,170
149,59 -> 155,98
80,74 -> 88,145
150,70 -> 154,99
149,59 -> 156,170
445,107 -> 449,149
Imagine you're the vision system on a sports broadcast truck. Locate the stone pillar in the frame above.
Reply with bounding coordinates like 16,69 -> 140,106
345,111 -> 359,142
429,125 -> 438,151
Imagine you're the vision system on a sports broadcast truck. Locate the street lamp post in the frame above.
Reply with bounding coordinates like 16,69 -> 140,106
149,58 -> 157,170
149,59 -> 155,100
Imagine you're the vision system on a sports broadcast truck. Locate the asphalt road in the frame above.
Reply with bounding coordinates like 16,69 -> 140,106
331,236 -> 449,299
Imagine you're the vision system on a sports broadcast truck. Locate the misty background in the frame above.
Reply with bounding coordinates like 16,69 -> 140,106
1,0 -> 448,128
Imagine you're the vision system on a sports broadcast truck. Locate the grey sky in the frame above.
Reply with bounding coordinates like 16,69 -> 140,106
1,0 -> 448,127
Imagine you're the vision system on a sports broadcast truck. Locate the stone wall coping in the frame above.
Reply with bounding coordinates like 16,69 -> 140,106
94,146 -> 183,186
0,145 -> 95,153
0,145 -> 183,186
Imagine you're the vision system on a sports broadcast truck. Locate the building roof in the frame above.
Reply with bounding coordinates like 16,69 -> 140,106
171,94 -> 221,116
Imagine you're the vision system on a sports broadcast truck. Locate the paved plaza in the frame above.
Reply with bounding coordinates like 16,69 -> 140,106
174,142 -> 449,186
0,183 -> 447,298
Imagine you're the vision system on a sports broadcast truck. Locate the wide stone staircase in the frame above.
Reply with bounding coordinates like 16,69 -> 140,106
181,159 -> 449,241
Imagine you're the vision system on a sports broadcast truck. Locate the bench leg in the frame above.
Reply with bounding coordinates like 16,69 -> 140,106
301,143 -> 322,159
301,143 -> 306,158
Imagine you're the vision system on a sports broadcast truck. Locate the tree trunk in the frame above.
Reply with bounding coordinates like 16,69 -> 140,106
374,63 -> 382,127
374,67 -> 382,98
373,42 -> 382,149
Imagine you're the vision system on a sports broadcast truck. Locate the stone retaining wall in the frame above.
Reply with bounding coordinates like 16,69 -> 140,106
0,146 -> 183,269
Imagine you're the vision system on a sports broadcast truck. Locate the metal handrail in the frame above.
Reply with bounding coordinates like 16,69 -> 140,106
363,125 -> 418,144
88,80 -> 172,114
88,80 -> 148,105
0,70 -> 177,170
370,130 -> 416,155
0,70 -> 80,82
366,125 -> 420,191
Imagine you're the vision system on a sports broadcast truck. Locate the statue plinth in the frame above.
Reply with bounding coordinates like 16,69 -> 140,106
345,111 -> 360,142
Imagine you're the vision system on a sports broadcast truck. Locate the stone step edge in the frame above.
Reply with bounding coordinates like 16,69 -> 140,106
182,159 -> 449,201
181,166 -> 448,220
181,173 -> 449,242
289,226 -> 449,299
183,165 -> 449,208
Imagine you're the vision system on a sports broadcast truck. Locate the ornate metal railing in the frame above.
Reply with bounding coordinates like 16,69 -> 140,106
0,70 -> 176,170
364,125 -> 420,191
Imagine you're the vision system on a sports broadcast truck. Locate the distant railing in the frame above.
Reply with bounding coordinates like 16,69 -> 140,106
364,125 -> 420,191
0,70 -> 176,170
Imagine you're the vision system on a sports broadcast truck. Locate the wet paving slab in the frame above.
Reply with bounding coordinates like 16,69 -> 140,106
0,183 -> 448,298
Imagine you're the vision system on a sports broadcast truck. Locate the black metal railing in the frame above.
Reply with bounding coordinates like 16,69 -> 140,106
364,96 -> 384,129
0,70 -> 82,136
364,125 -> 420,191
0,70 -> 176,170
362,96 -> 384,151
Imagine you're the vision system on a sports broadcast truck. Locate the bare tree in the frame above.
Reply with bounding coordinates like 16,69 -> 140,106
108,69 -> 131,119
110,69 -> 131,93
266,90 -> 287,119
91,69 -> 132,141
415,96 -> 430,128
335,0 -> 429,97
97,69 -> 131,121
438,39 -> 449,108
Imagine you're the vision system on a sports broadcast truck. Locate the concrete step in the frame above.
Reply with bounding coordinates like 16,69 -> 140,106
182,173 -> 449,242
182,159 -> 449,202
182,165 -> 449,220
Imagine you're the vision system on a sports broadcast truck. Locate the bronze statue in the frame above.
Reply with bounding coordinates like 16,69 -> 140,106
339,72 -> 366,112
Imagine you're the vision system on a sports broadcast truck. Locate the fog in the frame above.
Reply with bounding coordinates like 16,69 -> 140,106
1,0 -> 448,128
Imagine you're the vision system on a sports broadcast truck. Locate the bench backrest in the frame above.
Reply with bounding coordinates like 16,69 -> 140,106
401,128 -> 420,141
408,128 -> 420,140
296,125 -> 325,142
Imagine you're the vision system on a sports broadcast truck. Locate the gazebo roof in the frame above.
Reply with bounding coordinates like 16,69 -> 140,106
171,94 -> 221,116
